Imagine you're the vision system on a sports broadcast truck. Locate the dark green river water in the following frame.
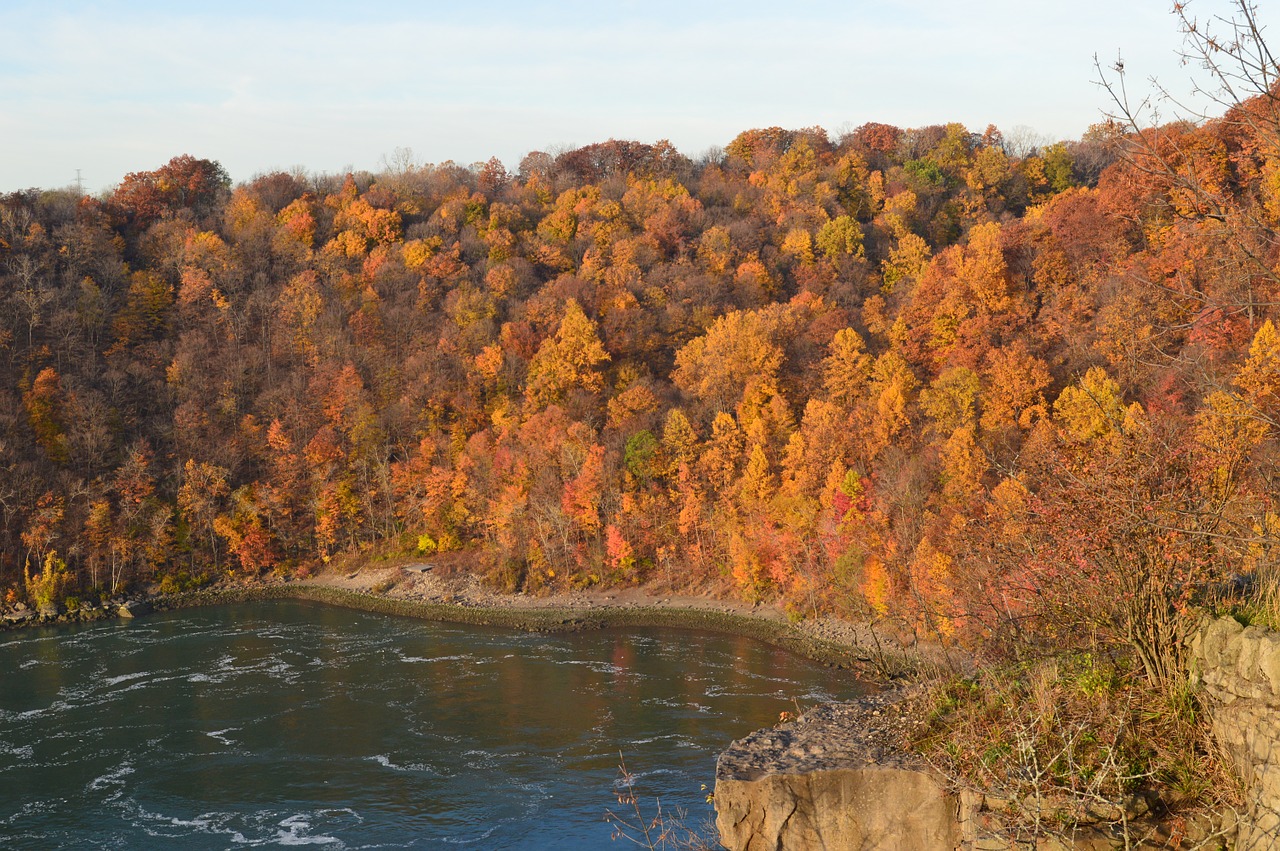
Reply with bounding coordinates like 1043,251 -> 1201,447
0,600 -> 859,849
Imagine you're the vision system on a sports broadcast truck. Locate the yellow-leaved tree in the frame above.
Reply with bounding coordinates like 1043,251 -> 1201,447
525,299 -> 610,408
1052,366 -> 1125,443
1234,319 -> 1280,422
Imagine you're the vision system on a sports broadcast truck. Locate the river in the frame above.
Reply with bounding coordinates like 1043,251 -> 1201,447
0,599 -> 859,849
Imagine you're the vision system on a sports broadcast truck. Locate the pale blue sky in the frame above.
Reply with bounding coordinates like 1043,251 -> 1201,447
0,1 -> 1260,193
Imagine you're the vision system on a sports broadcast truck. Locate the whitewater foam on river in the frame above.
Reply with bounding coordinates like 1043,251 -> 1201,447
0,599 -> 859,849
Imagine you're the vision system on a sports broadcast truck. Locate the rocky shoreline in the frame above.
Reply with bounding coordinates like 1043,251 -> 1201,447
0,562 -> 932,676
1,595 -> 153,627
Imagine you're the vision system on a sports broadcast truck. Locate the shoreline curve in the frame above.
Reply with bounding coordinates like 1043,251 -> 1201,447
149,582 -> 888,673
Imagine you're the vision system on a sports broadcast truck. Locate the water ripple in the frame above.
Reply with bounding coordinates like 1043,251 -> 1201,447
0,599 -> 859,850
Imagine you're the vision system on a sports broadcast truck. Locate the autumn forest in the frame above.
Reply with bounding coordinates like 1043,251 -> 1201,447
4,95 -> 1280,670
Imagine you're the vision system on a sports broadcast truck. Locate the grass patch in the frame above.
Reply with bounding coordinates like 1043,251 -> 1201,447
911,653 -> 1237,843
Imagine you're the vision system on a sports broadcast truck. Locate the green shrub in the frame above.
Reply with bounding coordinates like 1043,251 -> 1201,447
156,570 -> 212,595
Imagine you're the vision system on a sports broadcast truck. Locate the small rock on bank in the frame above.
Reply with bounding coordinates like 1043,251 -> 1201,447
117,600 -> 152,618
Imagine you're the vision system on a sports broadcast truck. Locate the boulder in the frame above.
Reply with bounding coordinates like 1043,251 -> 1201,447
117,599 -> 151,618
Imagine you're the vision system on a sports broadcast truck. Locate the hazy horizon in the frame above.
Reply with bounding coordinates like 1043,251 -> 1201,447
0,0 -> 1261,194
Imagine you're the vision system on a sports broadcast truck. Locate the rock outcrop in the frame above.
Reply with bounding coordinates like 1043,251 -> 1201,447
714,694 -> 963,850
1189,616 -> 1280,850
715,692 -> 1232,850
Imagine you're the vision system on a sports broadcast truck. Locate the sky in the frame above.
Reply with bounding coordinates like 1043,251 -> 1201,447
0,0 -> 1267,194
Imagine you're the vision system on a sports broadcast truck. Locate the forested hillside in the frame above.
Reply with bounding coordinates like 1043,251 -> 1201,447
2,108 -> 1277,668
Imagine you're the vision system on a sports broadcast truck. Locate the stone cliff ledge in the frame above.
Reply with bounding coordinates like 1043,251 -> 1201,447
1190,616 -> 1280,851
714,691 -> 963,850
715,690 -> 1233,850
